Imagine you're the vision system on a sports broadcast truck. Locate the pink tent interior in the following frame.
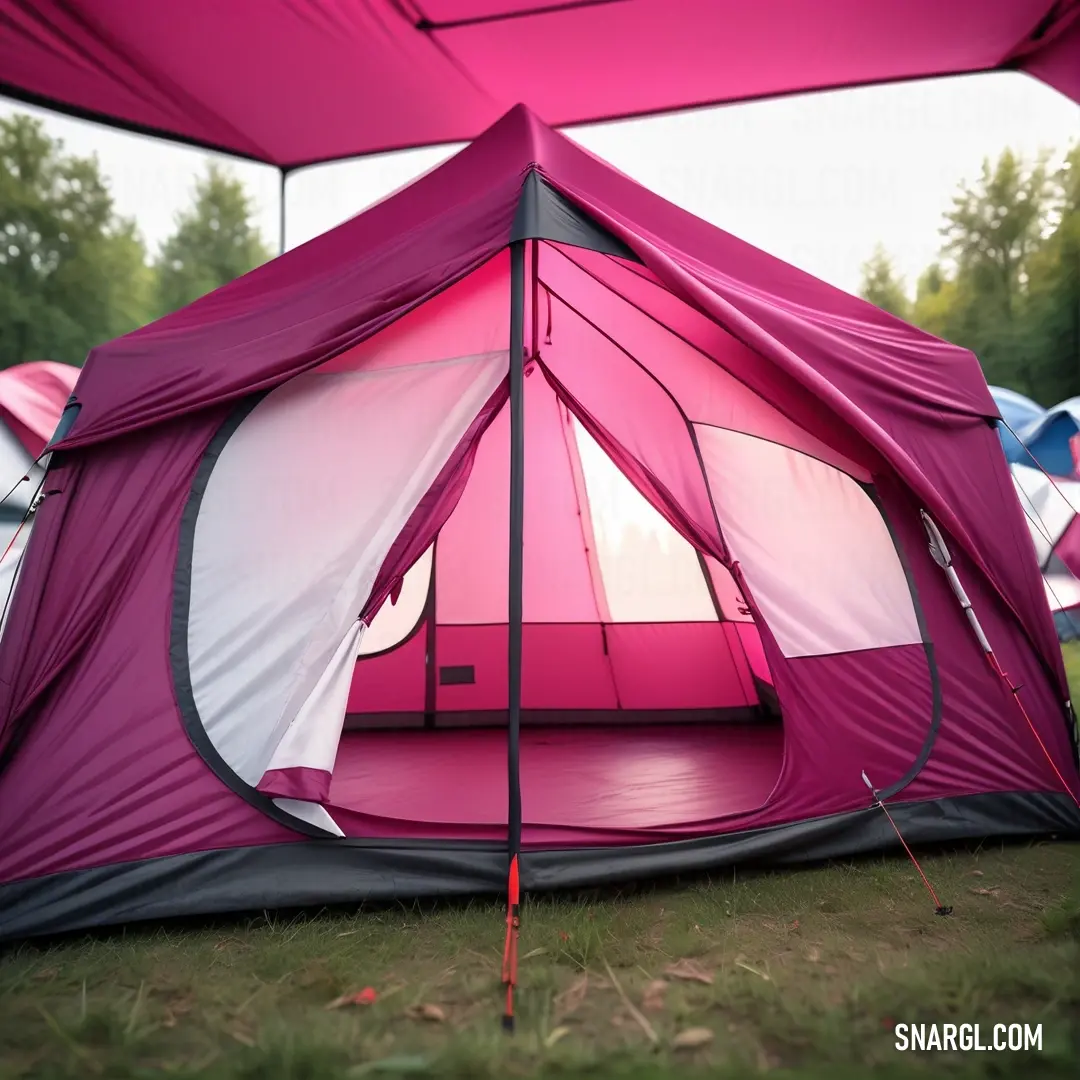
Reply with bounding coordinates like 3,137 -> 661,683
0,2 -> 1076,167
0,106 -> 1077,947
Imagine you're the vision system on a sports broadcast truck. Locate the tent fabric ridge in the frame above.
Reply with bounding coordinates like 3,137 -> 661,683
59,251 -> 506,452
550,242 -> 881,474
413,1 -> 629,32
1005,0 -> 1080,61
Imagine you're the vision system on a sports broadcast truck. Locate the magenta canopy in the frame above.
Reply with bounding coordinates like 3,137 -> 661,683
0,1 -> 1077,168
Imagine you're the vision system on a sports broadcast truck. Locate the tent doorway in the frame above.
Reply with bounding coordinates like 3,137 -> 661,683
337,370 -> 785,837
177,238 -> 927,846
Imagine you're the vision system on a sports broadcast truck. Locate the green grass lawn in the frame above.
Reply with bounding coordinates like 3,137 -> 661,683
3,655 -> 1080,1079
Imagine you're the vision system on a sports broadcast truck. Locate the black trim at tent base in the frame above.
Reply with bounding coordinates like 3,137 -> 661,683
342,705 -> 771,729
2,790 -> 1077,942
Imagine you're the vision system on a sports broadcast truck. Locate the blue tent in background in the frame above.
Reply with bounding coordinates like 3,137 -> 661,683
994,387 -> 1080,641
990,386 -> 1046,463
1011,398 -> 1080,478
989,387 -> 1080,477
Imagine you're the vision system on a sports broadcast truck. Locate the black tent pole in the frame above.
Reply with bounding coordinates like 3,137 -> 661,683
502,238 -> 526,1032
279,168 -> 287,256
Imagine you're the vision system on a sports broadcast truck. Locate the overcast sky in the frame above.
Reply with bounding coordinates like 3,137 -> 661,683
2,72 -> 1078,297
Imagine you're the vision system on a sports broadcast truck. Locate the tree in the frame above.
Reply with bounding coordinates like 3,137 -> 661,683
1023,144 -> 1080,404
155,163 -> 271,316
0,113 -> 154,367
858,244 -> 911,319
900,148 -> 1063,398
911,262 -> 959,340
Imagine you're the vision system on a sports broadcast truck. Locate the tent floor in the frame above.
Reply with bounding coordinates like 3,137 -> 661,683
327,722 -> 783,837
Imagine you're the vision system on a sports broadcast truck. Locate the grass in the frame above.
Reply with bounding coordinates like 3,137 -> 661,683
2,653 -> 1080,1079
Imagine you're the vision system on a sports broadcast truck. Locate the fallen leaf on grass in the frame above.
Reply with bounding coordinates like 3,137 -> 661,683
642,979 -> 668,1013
672,1027 -> 714,1050
404,1004 -> 445,1023
348,1055 -> 431,1076
969,869 -> 984,877
327,986 -> 378,1009
970,887 -> 999,896
734,959 -> 770,981
663,959 -> 713,985
230,1030 -> 256,1047
806,947 -> 821,963
521,947 -> 547,960
161,1000 -> 193,1029
553,974 -> 589,1020
544,1025 -> 571,1047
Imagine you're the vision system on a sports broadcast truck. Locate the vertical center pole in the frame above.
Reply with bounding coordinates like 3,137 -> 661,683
502,239 -> 527,1032
279,169 -> 287,256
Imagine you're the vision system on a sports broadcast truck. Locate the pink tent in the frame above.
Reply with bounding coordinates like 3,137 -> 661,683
0,107 -> 1077,949
0,360 -> 79,460
0,361 -> 80,609
0,2 -> 1076,167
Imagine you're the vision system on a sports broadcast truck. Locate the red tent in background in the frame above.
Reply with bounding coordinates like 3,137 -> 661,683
0,361 -> 80,621
0,361 -> 80,460
0,107 -> 1076,949
0,2 -> 1076,168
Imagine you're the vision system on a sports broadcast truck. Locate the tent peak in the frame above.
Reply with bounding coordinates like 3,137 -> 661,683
470,102 -> 556,167
510,170 -> 640,262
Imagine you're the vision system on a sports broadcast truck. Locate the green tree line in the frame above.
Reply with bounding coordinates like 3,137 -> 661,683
859,144 -> 1080,406
0,113 -> 270,369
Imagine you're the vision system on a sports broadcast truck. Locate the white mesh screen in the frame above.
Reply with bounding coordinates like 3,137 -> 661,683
696,426 -> 921,658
